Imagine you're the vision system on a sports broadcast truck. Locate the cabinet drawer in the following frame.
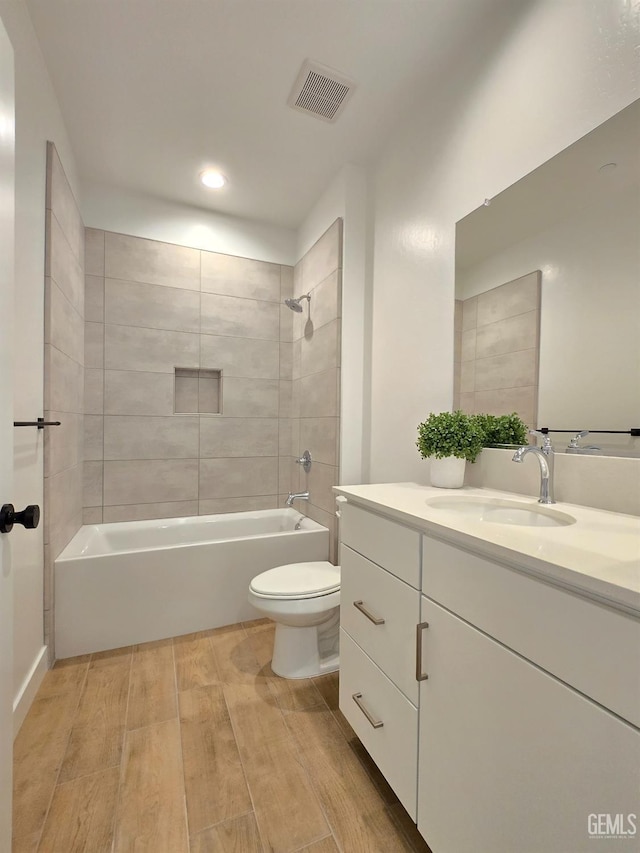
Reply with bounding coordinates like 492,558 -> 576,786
340,502 -> 420,587
341,544 -> 420,704
339,629 -> 418,819
422,534 -> 640,727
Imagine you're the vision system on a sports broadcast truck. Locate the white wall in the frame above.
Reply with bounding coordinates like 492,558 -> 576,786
0,0 -> 80,727
297,163 -> 369,486
457,188 -> 640,442
368,0 -> 640,483
82,181 -> 296,265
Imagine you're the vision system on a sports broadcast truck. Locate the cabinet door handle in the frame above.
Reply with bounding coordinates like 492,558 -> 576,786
353,600 -> 385,625
352,692 -> 384,728
416,621 -> 429,681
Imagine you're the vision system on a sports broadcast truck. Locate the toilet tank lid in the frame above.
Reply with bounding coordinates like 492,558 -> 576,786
250,561 -> 340,597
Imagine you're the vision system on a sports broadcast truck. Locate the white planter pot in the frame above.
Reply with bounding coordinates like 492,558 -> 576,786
430,456 -> 466,489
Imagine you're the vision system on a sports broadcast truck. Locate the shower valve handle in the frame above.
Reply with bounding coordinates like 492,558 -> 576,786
0,503 -> 41,534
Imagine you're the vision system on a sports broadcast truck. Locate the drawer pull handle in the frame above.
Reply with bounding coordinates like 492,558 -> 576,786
416,621 -> 429,682
352,692 -> 384,729
353,600 -> 385,625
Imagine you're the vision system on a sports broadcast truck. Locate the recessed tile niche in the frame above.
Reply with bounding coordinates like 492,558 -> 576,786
174,368 -> 221,414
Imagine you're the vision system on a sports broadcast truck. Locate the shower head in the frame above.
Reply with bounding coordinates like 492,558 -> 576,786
284,294 -> 311,313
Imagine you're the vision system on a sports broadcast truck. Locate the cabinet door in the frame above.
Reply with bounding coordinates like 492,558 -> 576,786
418,597 -> 640,853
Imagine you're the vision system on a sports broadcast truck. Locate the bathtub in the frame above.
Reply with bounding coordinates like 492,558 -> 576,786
54,508 -> 329,658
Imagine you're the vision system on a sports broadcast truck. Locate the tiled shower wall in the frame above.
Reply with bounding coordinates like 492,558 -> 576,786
454,271 -> 541,427
43,142 -> 85,654
285,219 -> 342,562
83,230 -> 301,523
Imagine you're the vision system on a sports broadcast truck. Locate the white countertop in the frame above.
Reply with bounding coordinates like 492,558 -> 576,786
333,483 -> 640,616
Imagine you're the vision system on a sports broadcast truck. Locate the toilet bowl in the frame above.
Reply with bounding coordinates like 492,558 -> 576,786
248,561 -> 340,679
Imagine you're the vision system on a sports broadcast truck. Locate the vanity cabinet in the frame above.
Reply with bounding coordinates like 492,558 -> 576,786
337,496 -> 640,853
338,503 -> 422,818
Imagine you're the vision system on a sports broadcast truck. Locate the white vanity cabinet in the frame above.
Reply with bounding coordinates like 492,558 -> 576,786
338,502 -> 422,818
336,492 -> 640,853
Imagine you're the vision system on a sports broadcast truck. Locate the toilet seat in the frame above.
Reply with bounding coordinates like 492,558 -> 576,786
249,561 -> 340,600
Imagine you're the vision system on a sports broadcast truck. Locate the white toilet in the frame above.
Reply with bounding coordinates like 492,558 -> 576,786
248,561 -> 340,679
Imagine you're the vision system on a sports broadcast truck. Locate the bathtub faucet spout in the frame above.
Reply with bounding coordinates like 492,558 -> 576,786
286,491 -> 310,507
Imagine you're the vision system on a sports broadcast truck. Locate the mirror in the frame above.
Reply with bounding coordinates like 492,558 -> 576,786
454,99 -> 640,456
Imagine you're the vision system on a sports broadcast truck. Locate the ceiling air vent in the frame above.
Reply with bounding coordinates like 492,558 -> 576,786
288,60 -> 355,123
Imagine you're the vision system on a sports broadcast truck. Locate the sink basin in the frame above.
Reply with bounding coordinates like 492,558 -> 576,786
426,496 -> 576,528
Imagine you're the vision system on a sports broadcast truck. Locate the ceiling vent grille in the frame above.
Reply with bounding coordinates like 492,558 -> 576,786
288,60 -> 355,123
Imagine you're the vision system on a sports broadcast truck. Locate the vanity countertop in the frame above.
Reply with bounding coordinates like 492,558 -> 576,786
333,483 -> 640,616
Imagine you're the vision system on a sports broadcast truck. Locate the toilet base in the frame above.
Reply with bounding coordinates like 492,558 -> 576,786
271,611 -> 340,679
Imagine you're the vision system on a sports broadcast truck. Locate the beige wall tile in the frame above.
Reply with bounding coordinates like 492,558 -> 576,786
280,265 -> 294,301
85,322 -> 104,369
103,501 -> 199,523
304,461 -> 338,515
278,419 -> 293,457
298,369 -> 339,418
475,309 -> 539,359
104,370 -> 174,416
85,228 -> 105,276
105,279 -> 200,333
103,459 -> 199,505
198,373 -> 220,413
47,212 -> 84,314
46,280 -> 83,363
105,232 -> 200,290
200,418 -> 278,458
222,378 -> 279,418
299,418 -> 338,467
461,328 -> 476,362
280,304 -> 294,344
475,348 -> 538,392
104,324 -> 199,373
300,319 -> 340,377
200,334 -> 279,379
460,360 -> 476,394
454,299 -> 463,332
278,456 -> 297,496
459,392 -> 476,414
278,380 -> 292,418
201,293 -> 279,340
308,269 -> 341,329
44,412 -> 81,478
174,371 -> 199,413
83,507 -> 103,524
476,270 -> 541,326
85,368 -> 104,415
85,275 -> 104,323
45,346 -> 83,414
279,341 -> 292,380
47,143 -> 84,264
83,461 -> 103,508
201,251 -> 281,302
462,296 -> 477,331
103,415 -> 199,460
302,219 -> 342,291
473,387 -> 537,424
199,457 -> 278,500
292,339 -> 302,380
198,496 -> 278,515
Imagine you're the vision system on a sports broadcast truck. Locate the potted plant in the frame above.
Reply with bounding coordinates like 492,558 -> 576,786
473,412 -> 528,448
416,410 -> 484,488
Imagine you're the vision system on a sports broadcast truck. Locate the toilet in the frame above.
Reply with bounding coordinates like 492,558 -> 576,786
248,561 -> 340,679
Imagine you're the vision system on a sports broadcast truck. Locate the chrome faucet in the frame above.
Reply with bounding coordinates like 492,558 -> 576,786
286,491 -> 310,507
512,430 -> 555,504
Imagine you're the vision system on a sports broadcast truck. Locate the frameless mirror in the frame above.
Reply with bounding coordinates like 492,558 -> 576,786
454,99 -> 640,456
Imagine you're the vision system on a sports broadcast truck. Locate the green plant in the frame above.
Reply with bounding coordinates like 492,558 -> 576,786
472,412 -> 528,447
416,410 -> 484,463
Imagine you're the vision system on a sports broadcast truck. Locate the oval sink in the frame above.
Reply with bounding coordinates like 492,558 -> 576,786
426,496 -> 576,527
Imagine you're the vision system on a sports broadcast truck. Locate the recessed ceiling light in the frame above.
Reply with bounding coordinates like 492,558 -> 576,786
200,169 -> 226,189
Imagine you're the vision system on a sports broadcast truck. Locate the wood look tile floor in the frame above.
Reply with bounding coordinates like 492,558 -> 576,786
12,620 -> 431,853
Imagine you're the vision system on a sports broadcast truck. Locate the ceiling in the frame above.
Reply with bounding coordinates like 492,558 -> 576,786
26,0 -> 514,229
456,98 -> 640,271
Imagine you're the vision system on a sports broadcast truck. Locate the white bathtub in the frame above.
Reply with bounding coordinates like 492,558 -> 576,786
54,509 -> 329,658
